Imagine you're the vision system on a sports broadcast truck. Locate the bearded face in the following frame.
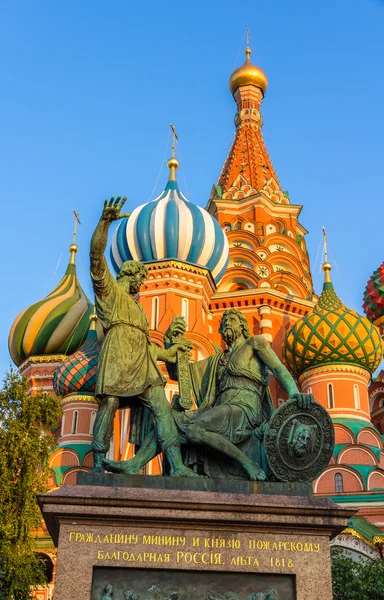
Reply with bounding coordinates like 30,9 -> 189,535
220,313 -> 244,344
117,272 -> 146,295
291,425 -> 311,457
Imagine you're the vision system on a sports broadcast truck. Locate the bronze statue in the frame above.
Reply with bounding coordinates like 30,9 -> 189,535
90,197 -> 195,477
250,591 -> 278,600
102,309 -> 315,480
123,590 -> 139,600
99,584 -> 114,600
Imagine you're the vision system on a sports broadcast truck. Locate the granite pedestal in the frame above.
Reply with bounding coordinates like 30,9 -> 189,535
38,475 -> 354,600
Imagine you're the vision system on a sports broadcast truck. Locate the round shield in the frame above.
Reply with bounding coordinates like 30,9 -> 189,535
265,399 -> 334,483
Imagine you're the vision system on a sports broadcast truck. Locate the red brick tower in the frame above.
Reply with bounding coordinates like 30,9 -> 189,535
206,46 -> 315,403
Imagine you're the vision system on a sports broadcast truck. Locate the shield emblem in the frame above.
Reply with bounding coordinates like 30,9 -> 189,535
265,399 -> 334,483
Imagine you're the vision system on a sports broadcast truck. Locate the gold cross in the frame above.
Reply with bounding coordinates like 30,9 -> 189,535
322,226 -> 329,263
73,210 -> 81,244
170,123 -> 179,158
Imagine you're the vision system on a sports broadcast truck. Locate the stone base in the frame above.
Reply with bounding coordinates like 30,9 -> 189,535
77,471 -> 313,496
38,480 -> 354,600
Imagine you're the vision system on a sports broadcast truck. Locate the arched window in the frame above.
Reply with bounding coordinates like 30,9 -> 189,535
334,473 -> 344,493
72,410 -> 78,435
182,298 -> 189,330
354,384 -> 360,410
307,387 -> 312,394
61,414 -> 65,436
327,384 -> 334,409
151,296 -> 159,330
90,411 -> 97,434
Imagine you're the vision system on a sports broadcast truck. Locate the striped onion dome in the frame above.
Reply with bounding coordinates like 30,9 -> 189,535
8,244 -> 94,366
53,313 -> 100,396
283,262 -> 383,376
110,158 -> 229,284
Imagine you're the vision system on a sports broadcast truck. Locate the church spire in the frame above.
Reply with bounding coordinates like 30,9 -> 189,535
216,40 -> 280,200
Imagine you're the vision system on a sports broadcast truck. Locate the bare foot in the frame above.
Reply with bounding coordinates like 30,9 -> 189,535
101,458 -> 141,475
246,464 -> 267,481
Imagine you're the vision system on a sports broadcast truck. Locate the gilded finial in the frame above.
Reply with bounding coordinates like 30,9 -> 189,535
69,210 -> 80,264
229,27 -> 268,95
321,227 -> 332,285
245,24 -> 251,61
167,124 -> 179,181
89,306 -> 98,331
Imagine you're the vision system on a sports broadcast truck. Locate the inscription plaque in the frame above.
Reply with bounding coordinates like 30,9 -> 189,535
91,567 -> 296,600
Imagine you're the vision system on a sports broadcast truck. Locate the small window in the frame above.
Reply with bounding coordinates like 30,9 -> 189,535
328,384 -> 334,409
334,473 -> 344,493
307,387 -> 312,394
61,414 -> 65,436
182,298 -> 189,330
90,411 -> 96,434
354,384 -> 360,410
72,410 -> 78,435
151,296 -> 159,330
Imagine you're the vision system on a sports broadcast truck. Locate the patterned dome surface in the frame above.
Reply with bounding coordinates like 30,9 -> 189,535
9,246 -> 94,366
284,274 -> 383,376
363,262 -> 384,322
110,177 -> 229,284
53,327 -> 100,396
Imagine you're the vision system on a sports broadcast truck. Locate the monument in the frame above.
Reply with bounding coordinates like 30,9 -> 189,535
38,200 -> 352,600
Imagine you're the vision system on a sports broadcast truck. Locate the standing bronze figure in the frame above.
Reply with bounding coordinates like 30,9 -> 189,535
90,197 -> 194,476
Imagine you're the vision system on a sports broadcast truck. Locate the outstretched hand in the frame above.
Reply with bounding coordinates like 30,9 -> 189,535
101,196 -> 130,222
291,392 -> 314,410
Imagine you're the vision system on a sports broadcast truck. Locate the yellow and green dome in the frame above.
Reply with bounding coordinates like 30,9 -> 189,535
283,263 -> 383,376
8,244 -> 94,366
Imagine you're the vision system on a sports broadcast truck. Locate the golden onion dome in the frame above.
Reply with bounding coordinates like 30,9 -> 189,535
229,48 -> 268,95
283,262 -> 384,376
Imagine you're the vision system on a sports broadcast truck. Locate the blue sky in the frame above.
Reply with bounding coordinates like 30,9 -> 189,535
1,0 -> 383,377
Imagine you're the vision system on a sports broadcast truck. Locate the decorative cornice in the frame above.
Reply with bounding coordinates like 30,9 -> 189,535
373,535 -> 384,544
342,528 -> 379,551
299,364 -> 371,383
331,533 -> 380,560
146,259 -> 211,277
20,355 -> 67,367
212,286 -> 315,309
61,394 -> 98,405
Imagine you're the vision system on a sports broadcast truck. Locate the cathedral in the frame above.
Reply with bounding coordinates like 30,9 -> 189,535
8,45 -> 384,598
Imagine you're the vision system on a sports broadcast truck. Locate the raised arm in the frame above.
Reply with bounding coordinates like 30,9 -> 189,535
251,335 -> 314,409
90,196 -> 129,274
